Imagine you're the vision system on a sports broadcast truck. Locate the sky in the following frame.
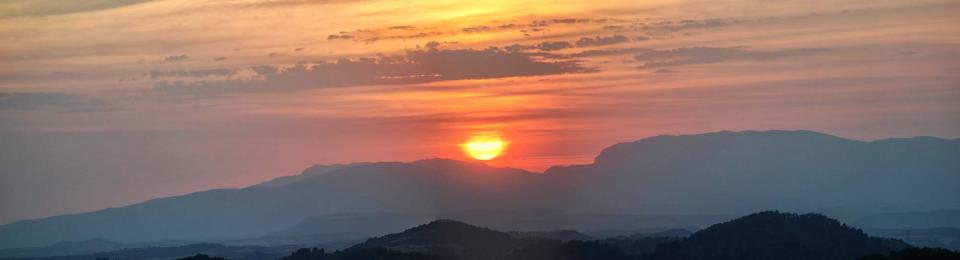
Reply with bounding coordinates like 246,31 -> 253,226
1,0 -> 959,224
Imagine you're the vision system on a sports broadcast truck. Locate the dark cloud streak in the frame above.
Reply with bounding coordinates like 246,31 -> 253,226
163,55 -> 190,62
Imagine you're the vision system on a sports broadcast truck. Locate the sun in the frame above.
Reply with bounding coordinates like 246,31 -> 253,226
461,133 -> 507,161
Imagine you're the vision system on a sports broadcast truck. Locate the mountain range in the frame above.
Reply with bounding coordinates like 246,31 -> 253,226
1,130 -> 957,250
23,211 -> 924,260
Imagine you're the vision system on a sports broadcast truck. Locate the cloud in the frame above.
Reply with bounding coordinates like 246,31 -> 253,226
153,47 -> 593,96
244,0 -> 365,8
461,26 -> 492,33
149,68 -> 236,79
327,34 -> 354,40
163,55 -> 190,62
0,92 -> 108,112
575,35 -> 630,47
503,35 -> 631,53
550,18 -> 592,24
321,15 -> 618,44
634,47 -> 830,68
0,0 -> 150,18
633,18 -> 741,34
535,41 -> 574,51
547,47 -> 654,59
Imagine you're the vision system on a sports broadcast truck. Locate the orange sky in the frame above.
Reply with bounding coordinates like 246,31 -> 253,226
1,0 -> 959,223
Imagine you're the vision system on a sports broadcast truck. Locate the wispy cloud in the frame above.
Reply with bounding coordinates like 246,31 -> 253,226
635,47 -> 831,68
0,92 -> 110,112
153,47 -> 594,96
149,68 -> 236,79
0,0 -> 150,18
163,55 -> 190,62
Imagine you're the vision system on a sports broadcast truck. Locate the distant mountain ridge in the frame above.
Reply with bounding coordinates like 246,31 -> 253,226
6,211 -> 954,260
1,130 -> 958,249
545,130 -> 960,214
0,238 -> 123,259
855,210 -> 960,229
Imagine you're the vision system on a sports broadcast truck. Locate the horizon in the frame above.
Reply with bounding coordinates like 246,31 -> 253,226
1,0 -> 959,253
1,128 -> 956,226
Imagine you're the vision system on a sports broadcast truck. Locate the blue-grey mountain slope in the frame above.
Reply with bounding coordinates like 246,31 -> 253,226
1,130 -> 957,250
546,130 -> 960,215
0,159 -> 552,248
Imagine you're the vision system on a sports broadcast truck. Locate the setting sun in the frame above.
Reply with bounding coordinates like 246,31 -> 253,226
462,133 -> 507,160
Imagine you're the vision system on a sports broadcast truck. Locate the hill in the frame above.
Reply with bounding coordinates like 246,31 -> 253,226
650,211 -> 909,260
349,219 -> 517,258
340,219 -> 632,260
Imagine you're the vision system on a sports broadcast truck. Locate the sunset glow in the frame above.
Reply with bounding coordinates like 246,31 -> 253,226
462,133 -> 507,160
1,0 -> 959,226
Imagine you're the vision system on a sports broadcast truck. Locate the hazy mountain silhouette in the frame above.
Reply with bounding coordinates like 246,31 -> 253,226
0,238 -> 197,259
649,211 -> 909,260
866,227 -> 960,250
859,247 -> 960,260
0,238 -> 123,258
855,210 -> 960,229
0,159 -> 552,248
253,163 -> 371,188
546,130 -> 960,215
509,230 -> 596,242
1,130 -> 957,250
12,212 -> 960,260
626,228 -> 692,239
10,243 -> 299,260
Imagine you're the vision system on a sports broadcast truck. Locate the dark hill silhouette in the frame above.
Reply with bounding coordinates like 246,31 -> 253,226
1,130 -> 958,250
349,219 -> 516,258
339,219 -> 631,260
650,211 -> 909,260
